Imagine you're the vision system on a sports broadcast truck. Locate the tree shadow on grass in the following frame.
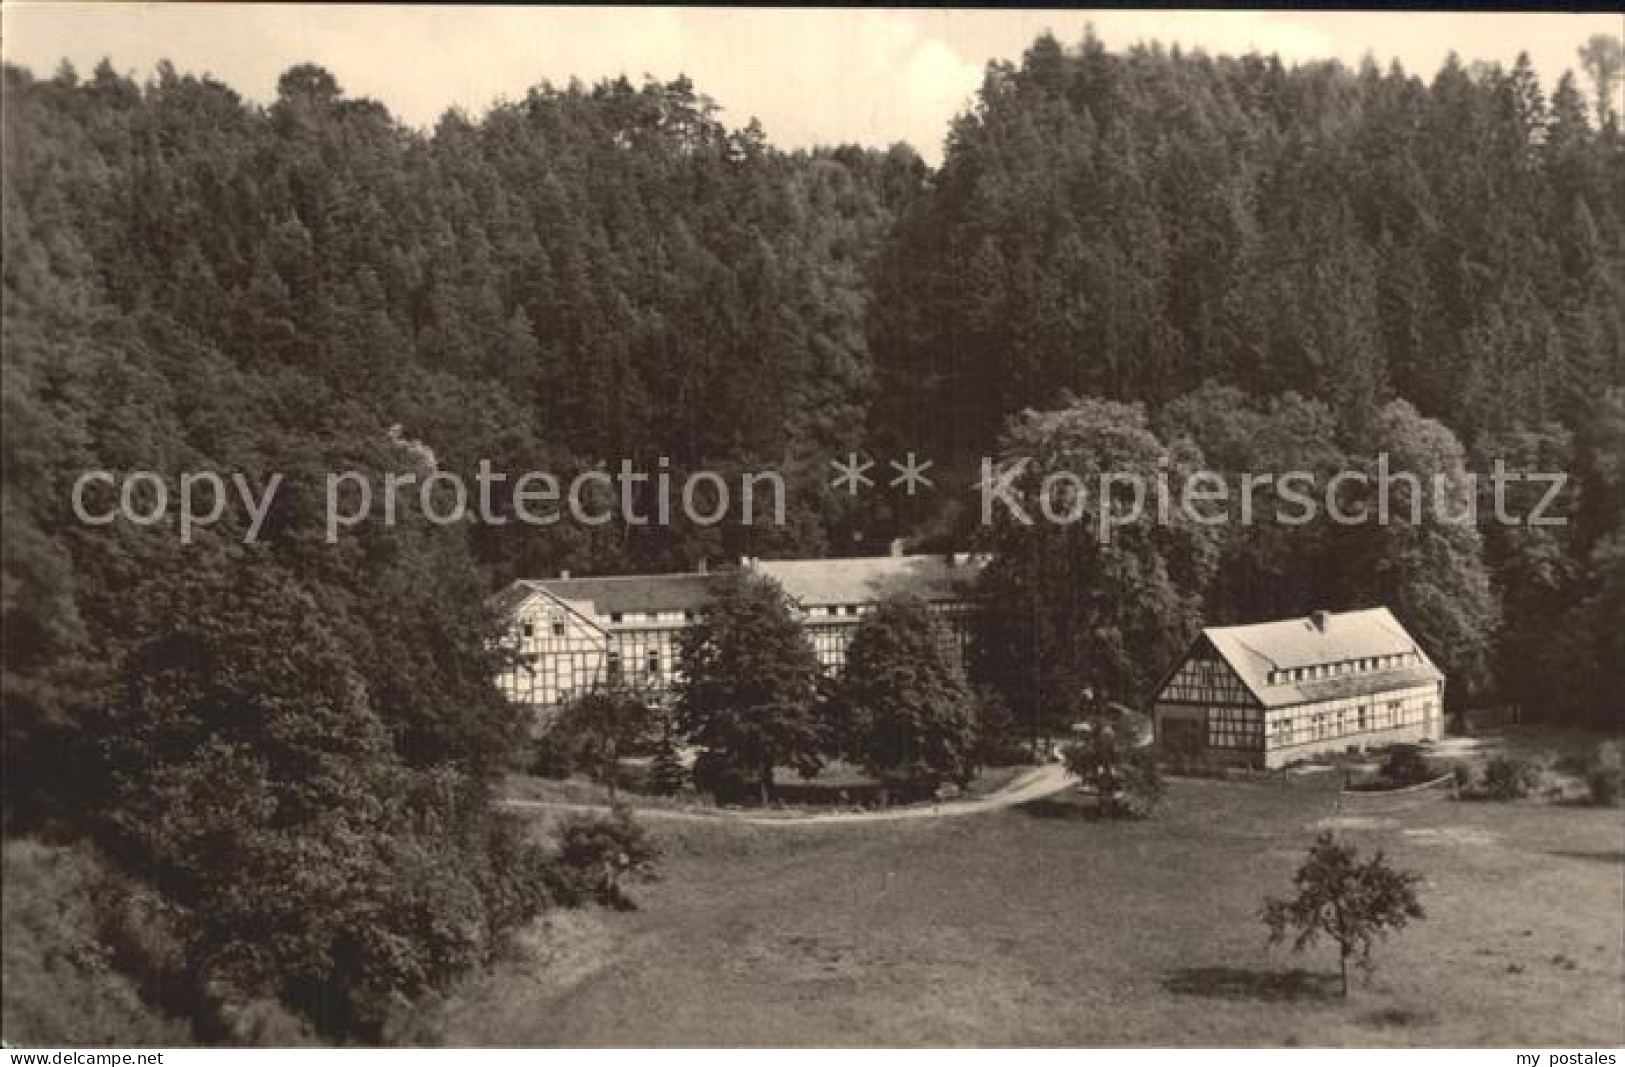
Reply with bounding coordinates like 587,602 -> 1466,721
1017,796 -> 1100,820
1544,849 -> 1625,864
1359,1006 -> 1437,1029
1163,966 -> 1342,1004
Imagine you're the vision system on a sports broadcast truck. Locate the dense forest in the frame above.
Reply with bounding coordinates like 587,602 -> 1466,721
2,29 -> 1622,1041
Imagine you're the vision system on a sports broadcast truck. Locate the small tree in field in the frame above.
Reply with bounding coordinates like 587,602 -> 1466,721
1261,832 -> 1425,996
1061,716 -> 1163,818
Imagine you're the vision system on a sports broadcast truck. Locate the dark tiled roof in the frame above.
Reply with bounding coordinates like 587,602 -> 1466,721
494,554 -> 985,624
529,572 -> 718,617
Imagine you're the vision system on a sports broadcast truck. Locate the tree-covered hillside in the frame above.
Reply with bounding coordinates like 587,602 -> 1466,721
2,58 -> 914,1040
874,32 -> 1623,726
1,30 -> 1621,1040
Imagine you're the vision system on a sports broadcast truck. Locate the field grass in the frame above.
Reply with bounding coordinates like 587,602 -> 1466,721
450,758 -> 1623,1047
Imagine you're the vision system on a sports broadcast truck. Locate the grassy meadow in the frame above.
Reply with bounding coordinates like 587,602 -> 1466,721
427,762 -> 1624,1047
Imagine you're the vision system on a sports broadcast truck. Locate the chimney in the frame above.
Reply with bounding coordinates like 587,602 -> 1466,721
559,568 -> 571,581
1310,609 -> 1328,632
889,537 -> 905,558
696,558 -> 708,575
739,555 -> 753,569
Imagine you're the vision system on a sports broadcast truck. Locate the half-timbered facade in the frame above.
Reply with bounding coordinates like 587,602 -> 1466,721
493,553 -> 982,724
1152,608 -> 1446,768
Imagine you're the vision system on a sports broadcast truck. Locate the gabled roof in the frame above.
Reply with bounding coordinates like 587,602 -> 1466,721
491,554 -> 985,624
526,572 -> 718,617
487,580 -> 545,618
1194,607 -> 1443,709
755,553 -> 984,608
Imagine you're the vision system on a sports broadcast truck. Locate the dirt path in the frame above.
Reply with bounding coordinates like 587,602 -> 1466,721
500,762 -> 1074,827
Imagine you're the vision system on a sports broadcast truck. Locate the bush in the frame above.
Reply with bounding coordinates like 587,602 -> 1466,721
1379,744 -> 1434,787
691,749 -> 752,803
1113,750 -> 1166,818
1062,721 -> 1164,819
2,840 -> 193,1046
645,732 -> 688,796
1159,730 -> 1212,777
1586,765 -> 1622,806
1580,740 -> 1623,806
546,805 -> 659,910
1481,756 -> 1541,800
973,687 -> 1027,765
530,729 -> 577,779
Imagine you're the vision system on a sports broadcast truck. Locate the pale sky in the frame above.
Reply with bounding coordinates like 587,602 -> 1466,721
4,5 -> 1620,164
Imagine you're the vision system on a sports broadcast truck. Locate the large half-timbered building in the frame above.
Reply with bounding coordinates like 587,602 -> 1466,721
1152,608 -> 1446,768
493,553 -> 982,718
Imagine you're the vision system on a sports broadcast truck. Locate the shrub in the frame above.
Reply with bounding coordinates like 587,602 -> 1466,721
1585,765 -> 1622,806
1062,720 -> 1164,818
1481,756 -> 1541,800
1582,740 -> 1623,806
973,687 -> 1027,765
691,749 -> 752,803
546,805 -> 659,910
645,732 -> 688,796
530,729 -> 577,779
1379,744 -> 1434,787
1,840 -> 193,1045
1113,750 -> 1166,818
1159,730 -> 1212,777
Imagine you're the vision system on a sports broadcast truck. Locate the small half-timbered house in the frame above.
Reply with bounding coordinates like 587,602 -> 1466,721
1152,608 -> 1446,768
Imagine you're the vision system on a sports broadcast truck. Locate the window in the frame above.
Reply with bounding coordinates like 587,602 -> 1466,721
1357,705 -> 1368,731
551,621 -> 566,637
610,612 -> 623,624
646,649 -> 660,675
522,622 -> 534,638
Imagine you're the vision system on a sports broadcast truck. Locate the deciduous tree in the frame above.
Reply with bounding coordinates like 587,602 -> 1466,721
836,594 -> 977,790
674,570 -> 824,804
1261,832 -> 1425,996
